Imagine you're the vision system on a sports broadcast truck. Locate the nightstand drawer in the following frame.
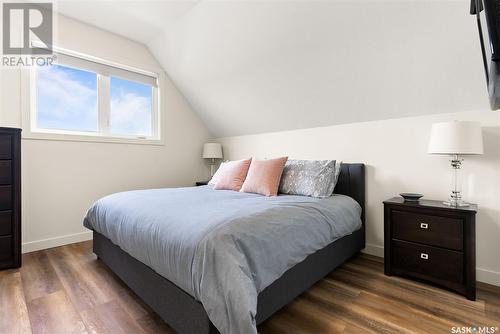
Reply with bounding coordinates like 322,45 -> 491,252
392,210 -> 463,251
392,240 -> 463,284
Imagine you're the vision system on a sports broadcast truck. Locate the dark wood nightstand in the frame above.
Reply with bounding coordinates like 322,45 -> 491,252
195,181 -> 209,186
384,197 -> 477,300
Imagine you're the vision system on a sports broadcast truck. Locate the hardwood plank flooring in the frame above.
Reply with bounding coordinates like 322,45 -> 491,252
27,290 -> 87,334
80,300 -> 146,334
0,270 -> 31,334
0,241 -> 499,334
20,252 -> 62,303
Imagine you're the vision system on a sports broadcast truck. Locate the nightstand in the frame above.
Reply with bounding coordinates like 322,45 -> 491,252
196,181 -> 209,186
383,197 -> 477,300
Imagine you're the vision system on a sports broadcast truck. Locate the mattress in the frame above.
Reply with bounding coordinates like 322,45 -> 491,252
83,185 -> 361,334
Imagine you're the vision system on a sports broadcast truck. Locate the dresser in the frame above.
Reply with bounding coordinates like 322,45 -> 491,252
383,197 -> 477,300
0,127 -> 21,270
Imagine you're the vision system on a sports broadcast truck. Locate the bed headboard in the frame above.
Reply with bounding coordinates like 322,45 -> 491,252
334,163 -> 365,228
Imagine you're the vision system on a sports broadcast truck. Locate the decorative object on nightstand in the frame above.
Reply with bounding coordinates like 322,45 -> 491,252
196,181 -> 209,186
399,193 -> 423,202
202,143 -> 223,178
428,121 -> 483,207
384,197 -> 477,300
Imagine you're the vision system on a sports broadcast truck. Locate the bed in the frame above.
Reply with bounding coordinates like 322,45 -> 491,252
84,163 -> 365,334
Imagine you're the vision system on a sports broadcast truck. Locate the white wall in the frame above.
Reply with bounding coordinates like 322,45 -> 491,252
149,0 -> 489,137
217,110 -> 500,286
0,14 -> 212,252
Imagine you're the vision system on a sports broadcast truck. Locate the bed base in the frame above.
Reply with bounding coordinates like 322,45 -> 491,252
92,163 -> 365,333
94,229 -> 363,333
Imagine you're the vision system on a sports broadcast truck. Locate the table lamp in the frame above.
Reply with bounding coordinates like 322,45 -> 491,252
202,143 -> 223,177
428,121 -> 483,207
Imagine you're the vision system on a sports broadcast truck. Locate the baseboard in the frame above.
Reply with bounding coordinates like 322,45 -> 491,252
476,267 -> 500,287
22,231 -> 93,253
362,243 -> 384,257
361,243 -> 500,287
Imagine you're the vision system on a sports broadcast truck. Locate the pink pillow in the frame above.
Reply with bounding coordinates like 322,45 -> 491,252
241,157 -> 288,196
213,158 -> 252,191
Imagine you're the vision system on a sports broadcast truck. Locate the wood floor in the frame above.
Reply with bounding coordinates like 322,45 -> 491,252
1,241 -> 499,334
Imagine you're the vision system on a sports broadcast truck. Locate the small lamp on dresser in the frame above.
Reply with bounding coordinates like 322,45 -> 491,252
202,143 -> 223,178
428,121 -> 483,207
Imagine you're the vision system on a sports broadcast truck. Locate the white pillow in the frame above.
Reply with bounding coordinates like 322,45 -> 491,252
208,162 -> 227,186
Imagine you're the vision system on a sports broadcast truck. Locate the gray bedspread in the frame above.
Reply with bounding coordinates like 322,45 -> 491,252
83,186 -> 361,334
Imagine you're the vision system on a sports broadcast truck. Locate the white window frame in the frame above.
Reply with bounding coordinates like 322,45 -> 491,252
21,46 -> 165,145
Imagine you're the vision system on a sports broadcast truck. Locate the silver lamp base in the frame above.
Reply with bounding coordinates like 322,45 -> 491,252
443,155 -> 470,207
443,198 -> 470,207
209,158 -> 216,178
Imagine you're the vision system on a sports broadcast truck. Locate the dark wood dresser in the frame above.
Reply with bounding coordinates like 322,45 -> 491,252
0,127 -> 21,270
384,197 -> 477,300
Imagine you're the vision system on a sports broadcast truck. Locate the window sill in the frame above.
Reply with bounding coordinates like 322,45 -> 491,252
22,130 -> 164,146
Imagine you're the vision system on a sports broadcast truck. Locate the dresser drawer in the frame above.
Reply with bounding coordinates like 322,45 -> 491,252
0,235 -> 12,261
0,211 -> 11,236
0,186 -> 12,210
392,210 -> 463,251
0,135 -> 11,160
392,240 -> 463,284
0,161 -> 12,185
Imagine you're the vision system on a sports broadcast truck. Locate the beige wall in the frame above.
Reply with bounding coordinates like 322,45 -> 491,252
0,15 -> 211,252
217,110 -> 500,286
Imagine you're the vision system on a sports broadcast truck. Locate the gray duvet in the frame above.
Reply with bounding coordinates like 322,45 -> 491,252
83,186 -> 361,334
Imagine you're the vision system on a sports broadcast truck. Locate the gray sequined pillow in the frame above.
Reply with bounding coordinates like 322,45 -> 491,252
278,160 -> 337,198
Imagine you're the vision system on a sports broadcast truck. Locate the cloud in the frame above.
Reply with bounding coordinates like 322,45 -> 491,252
110,90 -> 152,136
37,65 -> 98,131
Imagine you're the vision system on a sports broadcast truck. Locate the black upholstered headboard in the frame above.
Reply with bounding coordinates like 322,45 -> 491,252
333,163 -> 365,227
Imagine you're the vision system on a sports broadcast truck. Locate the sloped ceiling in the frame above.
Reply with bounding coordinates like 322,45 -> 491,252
57,0 -> 489,137
55,1 -> 200,43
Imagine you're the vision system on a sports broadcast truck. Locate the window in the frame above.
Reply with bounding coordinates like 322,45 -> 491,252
28,49 -> 160,144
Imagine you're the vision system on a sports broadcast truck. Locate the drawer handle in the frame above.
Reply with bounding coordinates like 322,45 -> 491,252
420,223 -> 428,229
420,253 -> 429,260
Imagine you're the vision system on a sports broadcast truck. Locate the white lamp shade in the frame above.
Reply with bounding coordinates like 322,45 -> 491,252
428,121 -> 483,155
202,143 -> 223,159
